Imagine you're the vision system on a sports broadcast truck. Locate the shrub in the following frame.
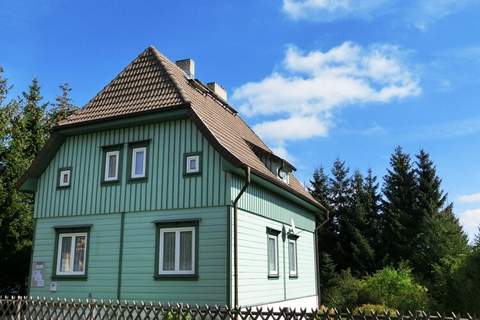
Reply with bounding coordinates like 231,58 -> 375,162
322,269 -> 362,310
353,304 -> 397,315
358,266 -> 428,311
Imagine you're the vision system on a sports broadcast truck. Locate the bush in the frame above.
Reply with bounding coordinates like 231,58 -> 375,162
353,304 -> 397,315
358,266 -> 428,311
322,269 -> 362,310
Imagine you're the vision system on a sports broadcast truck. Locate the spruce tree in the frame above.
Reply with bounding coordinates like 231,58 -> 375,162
328,159 -> 352,270
48,83 -> 77,129
363,169 -> 382,267
412,150 -> 468,283
21,78 -> 48,157
0,72 -> 36,293
381,146 -> 417,266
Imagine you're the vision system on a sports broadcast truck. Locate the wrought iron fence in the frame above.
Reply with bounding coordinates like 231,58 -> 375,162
0,296 -> 477,320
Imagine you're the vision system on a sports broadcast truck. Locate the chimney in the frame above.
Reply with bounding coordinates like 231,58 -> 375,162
175,59 -> 195,79
207,82 -> 227,101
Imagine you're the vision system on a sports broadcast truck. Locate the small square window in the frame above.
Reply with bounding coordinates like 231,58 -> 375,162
184,153 -> 201,175
58,168 -> 71,188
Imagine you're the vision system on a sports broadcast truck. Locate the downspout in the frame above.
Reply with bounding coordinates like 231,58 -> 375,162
232,166 -> 251,307
314,208 -> 329,307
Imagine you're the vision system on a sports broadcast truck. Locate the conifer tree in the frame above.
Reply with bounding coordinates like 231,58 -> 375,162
0,71 -> 36,293
21,78 -> 48,157
381,146 -> 417,265
48,83 -> 77,129
412,150 -> 468,283
363,169 -> 382,266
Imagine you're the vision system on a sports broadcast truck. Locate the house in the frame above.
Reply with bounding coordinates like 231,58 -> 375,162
18,46 -> 327,309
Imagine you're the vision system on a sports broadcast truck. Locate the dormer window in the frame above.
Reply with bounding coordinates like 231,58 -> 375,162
277,167 -> 289,184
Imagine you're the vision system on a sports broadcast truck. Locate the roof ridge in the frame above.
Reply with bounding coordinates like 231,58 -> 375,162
148,46 -> 191,105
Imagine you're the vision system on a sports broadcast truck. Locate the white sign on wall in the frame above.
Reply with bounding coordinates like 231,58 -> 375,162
31,262 -> 45,288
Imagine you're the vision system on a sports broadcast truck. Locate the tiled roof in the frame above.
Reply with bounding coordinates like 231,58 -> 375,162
58,46 -> 322,209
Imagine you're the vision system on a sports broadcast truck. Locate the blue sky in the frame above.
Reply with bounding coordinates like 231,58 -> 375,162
1,0 -> 480,240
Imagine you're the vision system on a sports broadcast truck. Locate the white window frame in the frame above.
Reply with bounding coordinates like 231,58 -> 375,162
185,155 -> 200,174
267,234 -> 279,277
59,169 -> 71,187
56,232 -> 88,276
104,150 -> 120,181
288,238 -> 298,277
158,226 -> 196,275
131,147 -> 147,179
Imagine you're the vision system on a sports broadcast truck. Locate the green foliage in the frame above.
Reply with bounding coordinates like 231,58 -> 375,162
358,266 -> 428,311
0,68 -> 76,293
48,83 -> 77,129
353,304 -> 397,315
381,146 -> 417,266
322,269 -> 362,310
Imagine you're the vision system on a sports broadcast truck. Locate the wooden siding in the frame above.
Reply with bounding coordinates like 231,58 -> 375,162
29,207 -> 229,304
34,119 -> 227,218
234,209 -> 316,306
29,214 -> 121,299
230,175 -> 316,232
120,207 -> 228,304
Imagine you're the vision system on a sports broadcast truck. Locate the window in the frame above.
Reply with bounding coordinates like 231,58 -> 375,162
277,167 -> 290,184
184,152 -> 201,175
53,225 -> 91,279
288,236 -> 298,277
155,220 -> 199,278
266,227 -> 281,278
102,145 -> 122,184
128,141 -> 149,181
58,168 -> 71,188
131,147 -> 146,178
105,151 -> 119,181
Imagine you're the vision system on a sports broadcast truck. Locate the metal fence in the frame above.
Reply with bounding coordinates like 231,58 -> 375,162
0,296 -> 477,320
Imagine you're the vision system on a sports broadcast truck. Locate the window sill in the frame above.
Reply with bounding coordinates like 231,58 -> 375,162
154,274 -> 198,281
183,172 -> 202,178
289,275 -> 298,279
268,274 -> 279,279
51,275 -> 88,281
101,180 -> 120,186
127,177 -> 148,184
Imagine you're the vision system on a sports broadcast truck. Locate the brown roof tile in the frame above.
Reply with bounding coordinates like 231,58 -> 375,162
58,46 -> 322,210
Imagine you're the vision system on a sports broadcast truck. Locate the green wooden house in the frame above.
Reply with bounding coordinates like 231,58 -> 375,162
19,46 -> 327,308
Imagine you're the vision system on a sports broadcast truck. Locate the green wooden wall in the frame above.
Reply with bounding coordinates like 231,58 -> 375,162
34,118 -> 227,218
230,175 -> 316,232
228,176 -> 317,306
29,214 -> 121,299
30,207 -> 229,304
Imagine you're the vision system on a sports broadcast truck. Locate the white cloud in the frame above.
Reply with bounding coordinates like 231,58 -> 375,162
282,0 -> 388,21
410,0 -> 476,30
458,193 -> 480,204
459,208 -> 480,241
253,115 -> 330,143
233,42 -> 420,148
282,0 -> 477,30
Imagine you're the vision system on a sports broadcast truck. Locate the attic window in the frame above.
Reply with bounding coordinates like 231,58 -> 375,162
277,168 -> 290,184
58,168 -> 71,188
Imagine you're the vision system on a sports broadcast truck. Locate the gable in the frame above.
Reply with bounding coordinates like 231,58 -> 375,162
34,118 -> 228,218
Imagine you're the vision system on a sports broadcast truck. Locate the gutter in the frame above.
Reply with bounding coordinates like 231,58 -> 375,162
314,208 -> 330,307
232,166 -> 251,307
